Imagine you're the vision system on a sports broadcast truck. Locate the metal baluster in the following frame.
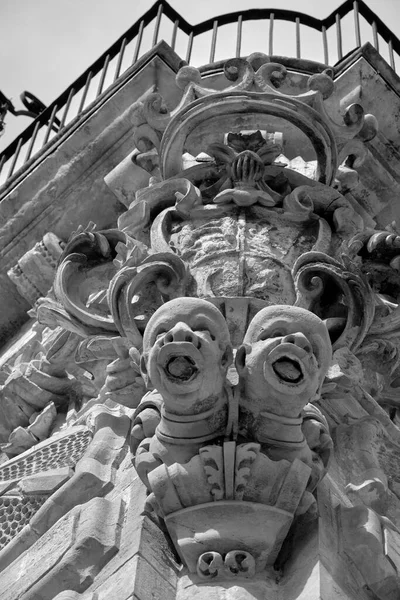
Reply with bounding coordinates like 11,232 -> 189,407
336,13 -> 343,60
114,37 -> 127,81
0,154 -> 6,178
24,121 -> 41,162
171,19 -> 179,51
43,104 -> 59,146
133,20 -> 144,63
186,32 -> 193,63
7,137 -> 23,179
388,39 -> 396,71
210,20 -> 218,63
97,54 -> 110,97
60,88 -> 74,129
269,13 -> 274,56
236,15 -> 242,58
78,71 -> 93,114
322,26 -> 329,64
353,1 -> 361,46
372,21 -> 379,51
153,4 -> 163,46
295,17 -> 301,58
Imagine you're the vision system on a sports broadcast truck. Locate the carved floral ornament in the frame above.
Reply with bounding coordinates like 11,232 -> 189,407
13,52 -> 400,587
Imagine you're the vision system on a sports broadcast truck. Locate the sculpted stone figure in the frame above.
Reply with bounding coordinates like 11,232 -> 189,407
236,305 -> 333,484
134,297 -> 233,486
4,34 -> 400,597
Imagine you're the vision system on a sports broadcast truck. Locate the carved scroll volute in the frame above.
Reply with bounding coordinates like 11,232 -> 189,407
292,251 -> 375,352
54,227 -> 126,336
133,93 -> 172,152
108,252 -> 187,348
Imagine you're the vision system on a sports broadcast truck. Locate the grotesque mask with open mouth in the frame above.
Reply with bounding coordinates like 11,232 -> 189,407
141,298 -> 233,415
236,305 -> 332,421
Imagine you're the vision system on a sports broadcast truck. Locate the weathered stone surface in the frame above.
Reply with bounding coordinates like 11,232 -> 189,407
7,232 -> 64,306
0,410 -> 127,570
0,496 -> 123,600
0,507 -> 78,600
88,471 -> 179,597
0,42 -> 183,346
96,554 -> 176,600
18,466 -> 73,495
339,505 -> 400,600
104,150 -> 152,208
2,16 -> 400,600
25,496 -> 123,599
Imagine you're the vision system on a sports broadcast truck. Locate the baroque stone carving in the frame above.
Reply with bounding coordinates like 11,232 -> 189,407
130,301 -> 332,573
7,232 -> 65,306
3,47 -> 400,598
20,54 -> 387,583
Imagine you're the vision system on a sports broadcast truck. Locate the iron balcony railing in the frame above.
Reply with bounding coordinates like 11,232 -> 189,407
1,0 -> 400,193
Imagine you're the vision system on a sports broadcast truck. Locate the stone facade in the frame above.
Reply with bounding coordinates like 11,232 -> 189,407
1,20 -> 400,600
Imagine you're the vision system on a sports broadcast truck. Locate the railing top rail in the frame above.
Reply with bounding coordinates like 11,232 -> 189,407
1,0 -> 400,173
159,0 -> 400,47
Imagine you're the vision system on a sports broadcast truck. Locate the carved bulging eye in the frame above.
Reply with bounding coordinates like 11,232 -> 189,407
271,330 -> 285,338
155,331 -> 167,345
193,324 -> 216,340
259,329 -> 284,341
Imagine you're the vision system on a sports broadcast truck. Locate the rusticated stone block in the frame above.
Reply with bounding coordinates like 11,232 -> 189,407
88,473 -> 178,597
18,466 -> 73,495
0,508 -> 78,600
0,496 -> 123,600
95,555 -> 175,600
26,497 -> 123,599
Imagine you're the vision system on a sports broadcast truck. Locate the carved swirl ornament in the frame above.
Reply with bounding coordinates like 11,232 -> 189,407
39,53 -> 400,581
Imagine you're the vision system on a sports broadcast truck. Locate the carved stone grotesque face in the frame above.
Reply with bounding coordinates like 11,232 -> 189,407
237,305 -> 332,417
141,298 -> 232,413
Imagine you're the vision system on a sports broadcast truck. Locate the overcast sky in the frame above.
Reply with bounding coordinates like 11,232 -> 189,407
1,0 -> 399,151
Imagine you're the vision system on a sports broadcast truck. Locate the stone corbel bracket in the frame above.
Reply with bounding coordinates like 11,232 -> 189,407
148,440 -> 311,577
